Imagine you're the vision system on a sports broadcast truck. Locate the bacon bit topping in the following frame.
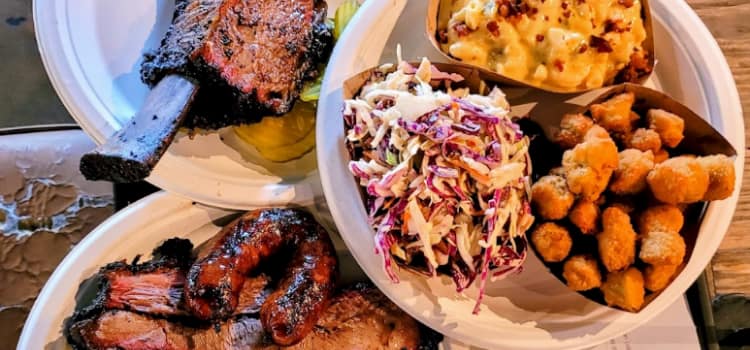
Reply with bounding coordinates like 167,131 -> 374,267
496,0 -> 529,18
561,1 -> 569,10
437,29 -> 449,44
563,10 -> 572,18
618,0 -> 634,8
604,19 -> 628,33
486,21 -> 500,37
589,35 -> 613,53
454,23 -> 471,37
536,34 -> 545,42
578,43 -> 589,53
554,59 -> 565,72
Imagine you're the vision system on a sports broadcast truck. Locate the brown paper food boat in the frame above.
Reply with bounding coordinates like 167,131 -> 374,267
342,62 -> 736,313
426,0 -> 655,94
525,83 -> 736,312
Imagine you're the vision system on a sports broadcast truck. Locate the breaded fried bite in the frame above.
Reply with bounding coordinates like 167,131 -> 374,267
598,207 -> 637,272
531,223 -> 573,263
563,255 -> 602,291
562,126 -> 619,201
531,175 -> 575,220
590,92 -> 636,133
610,149 -> 654,195
647,109 -> 685,148
569,200 -> 599,234
644,264 -> 679,292
698,154 -> 736,200
639,231 -> 686,266
638,205 -> 684,235
624,128 -> 661,153
555,113 -> 595,149
647,156 -> 709,204
601,267 -> 645,312
652,148 -> 670,164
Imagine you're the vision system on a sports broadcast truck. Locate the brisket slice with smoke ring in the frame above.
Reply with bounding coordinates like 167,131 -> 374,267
141,0 -> 333,129
66,283 -> 443,350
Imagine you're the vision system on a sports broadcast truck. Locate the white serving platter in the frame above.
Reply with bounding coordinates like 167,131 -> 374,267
32,0 -> 354,209
15,191 -> 445,349
316,0 -> 744,349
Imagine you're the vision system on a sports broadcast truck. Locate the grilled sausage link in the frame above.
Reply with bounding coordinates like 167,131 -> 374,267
260,223 -> 338,345
184,208 -> 338,334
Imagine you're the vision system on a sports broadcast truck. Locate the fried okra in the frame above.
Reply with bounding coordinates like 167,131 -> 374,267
563,255 -> 602,291
555,113 -> 595,149
639,231 -> 686,266
610,149 -> 654,195
590,92 -> 636,134
598,207 -> 637,272
531,175 -> 575,220
624,128 -> 661,153
647,156 -> 709,204
638,205 -> 684,235
647,109 -> 685,148
562,126 -> 619,201
601,267 -> 645,312
531,223 -> 573,263
644,264 -> 679,292
698,154 -> 736,200
569,200 -> 599,234
653,148 -> 670,164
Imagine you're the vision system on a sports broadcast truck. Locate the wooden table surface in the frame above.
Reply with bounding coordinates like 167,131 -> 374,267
686,0 -> 750,297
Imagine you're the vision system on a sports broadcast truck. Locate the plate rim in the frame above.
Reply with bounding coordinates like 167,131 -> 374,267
316,0 -> 745,349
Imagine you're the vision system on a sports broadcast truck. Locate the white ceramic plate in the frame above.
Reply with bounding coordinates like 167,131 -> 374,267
17,191 -> 465,349
32,0 -> 352,209
316,1 -> 745,349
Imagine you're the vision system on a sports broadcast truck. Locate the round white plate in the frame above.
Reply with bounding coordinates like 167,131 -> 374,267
17,191 -> 468,349
317,1 -> 744,349
32,0 -> 350,209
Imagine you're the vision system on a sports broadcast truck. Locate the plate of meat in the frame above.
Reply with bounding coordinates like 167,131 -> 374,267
16,191 -> 446,349
33,0 -> 357,208
315,0 -> 744,349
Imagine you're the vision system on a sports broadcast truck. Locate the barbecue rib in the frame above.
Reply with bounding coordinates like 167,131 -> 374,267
141,0 -> 333,129
79,0 -> 333,183
67,284 -> 443,350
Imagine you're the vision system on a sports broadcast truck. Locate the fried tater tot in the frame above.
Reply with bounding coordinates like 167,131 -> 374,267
698,154 -> 736,200
531,222 -> 573,263
598,207 -> 637,272
639,231 -> 686,266
624,128 -> 662,153
563,255 -> 602,291
610,149 -> 654,195
647,109 -> 685,148
531,175 -> 575,220
569,200 -> 599,234
647,156 -> 709,204
590,92 -> 636,133
644,264 -> 679,292
555,113 -> 595,149
638,205 -> 684,235
653,148 -> 670,164
601,267 -> 645,312
562,126 -> 619,201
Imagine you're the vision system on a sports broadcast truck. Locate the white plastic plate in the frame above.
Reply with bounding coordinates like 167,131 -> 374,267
316,1 -> 744,349
32,0 -> 351,209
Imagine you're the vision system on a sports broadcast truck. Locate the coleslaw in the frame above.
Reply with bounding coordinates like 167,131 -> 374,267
344,56 -> 535,313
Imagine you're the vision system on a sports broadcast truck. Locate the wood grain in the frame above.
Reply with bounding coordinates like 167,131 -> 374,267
686,0 -> 750,296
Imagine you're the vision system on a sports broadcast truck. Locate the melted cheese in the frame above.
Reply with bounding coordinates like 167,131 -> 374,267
438,0 -> 647,91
